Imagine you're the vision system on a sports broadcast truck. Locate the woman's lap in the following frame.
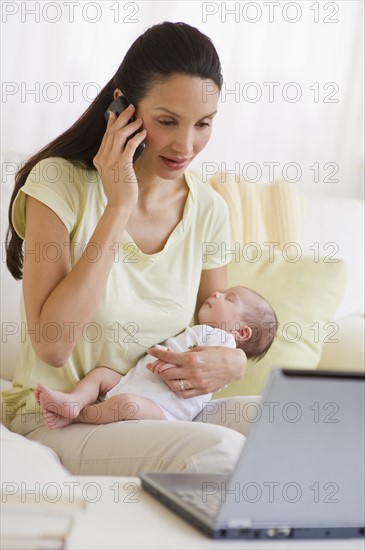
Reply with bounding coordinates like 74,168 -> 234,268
9,396 -> 260,476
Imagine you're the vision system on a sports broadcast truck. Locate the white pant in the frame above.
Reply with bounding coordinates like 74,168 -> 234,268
9,396 -> 260,476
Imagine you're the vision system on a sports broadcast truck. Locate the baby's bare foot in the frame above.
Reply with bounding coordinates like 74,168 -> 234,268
43,408 -> 73,429
36,384 -> 81,418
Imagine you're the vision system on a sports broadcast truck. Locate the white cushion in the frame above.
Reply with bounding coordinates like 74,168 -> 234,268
299,195 -> 364,319
0,424 -> 69,482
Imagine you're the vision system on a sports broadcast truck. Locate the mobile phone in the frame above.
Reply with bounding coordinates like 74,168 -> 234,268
104,96 -> 145,163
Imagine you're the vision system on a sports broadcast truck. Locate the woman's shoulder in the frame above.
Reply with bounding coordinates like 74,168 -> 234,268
23,156 -> 102,208
27,156 -> 97,191
12,157 -> 101,239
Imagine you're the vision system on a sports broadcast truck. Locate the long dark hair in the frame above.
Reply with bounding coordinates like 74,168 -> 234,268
6,21 -> 223,279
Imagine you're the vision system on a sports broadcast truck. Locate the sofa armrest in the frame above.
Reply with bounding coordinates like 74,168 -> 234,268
317,315 -> 365,372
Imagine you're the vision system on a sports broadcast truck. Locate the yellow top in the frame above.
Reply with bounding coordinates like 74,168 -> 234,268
2,157 -> 231,417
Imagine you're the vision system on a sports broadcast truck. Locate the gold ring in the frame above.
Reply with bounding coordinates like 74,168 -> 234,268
179,379 -> 185,391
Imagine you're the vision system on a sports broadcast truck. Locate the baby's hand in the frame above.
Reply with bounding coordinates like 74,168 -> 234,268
147,358 -> 164,373
150,360 -> 177,374
147,348 -> 175,374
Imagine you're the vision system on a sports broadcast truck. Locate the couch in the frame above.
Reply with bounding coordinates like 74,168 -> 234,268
1,150 -> 364,469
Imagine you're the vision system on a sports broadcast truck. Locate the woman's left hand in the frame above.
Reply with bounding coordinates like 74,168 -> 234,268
146,346 -> 247,398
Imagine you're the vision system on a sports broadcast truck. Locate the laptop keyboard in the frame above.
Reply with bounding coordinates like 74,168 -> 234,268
172,488 -> 222,517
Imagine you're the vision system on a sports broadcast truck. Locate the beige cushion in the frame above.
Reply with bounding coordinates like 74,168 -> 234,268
318,315 -> 364,372
207,173 -> 305,247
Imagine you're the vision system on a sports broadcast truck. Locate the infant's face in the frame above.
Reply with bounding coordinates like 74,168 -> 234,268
198,287 -> 252,332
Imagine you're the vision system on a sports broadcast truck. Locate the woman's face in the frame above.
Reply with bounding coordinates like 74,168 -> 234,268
118,74 -> 220,178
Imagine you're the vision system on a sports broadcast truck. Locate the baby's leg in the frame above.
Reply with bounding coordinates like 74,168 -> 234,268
35,367 -> 122,419
75,393 -> 166,425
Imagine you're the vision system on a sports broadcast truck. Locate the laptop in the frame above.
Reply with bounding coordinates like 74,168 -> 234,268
140,369 -> 365,539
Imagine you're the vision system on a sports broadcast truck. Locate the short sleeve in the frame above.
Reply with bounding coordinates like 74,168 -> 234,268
12,157 -> 82,239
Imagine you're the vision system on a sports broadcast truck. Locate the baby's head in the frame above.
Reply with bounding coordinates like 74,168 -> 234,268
198,286 -> 278,361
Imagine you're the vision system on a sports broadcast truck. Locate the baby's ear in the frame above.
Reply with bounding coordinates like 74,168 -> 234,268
234,324 -> 252,343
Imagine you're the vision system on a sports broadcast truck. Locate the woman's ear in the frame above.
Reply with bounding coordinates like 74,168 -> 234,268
113,88 -> 124,100
234,324 -> 252,343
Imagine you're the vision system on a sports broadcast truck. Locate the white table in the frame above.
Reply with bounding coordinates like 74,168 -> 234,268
66,476 -> 364,550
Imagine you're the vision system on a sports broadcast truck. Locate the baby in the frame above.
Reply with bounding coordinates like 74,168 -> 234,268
35,286 -> 278,427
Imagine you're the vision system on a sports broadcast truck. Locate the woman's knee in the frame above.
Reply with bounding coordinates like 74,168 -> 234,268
184,422 -> 245,474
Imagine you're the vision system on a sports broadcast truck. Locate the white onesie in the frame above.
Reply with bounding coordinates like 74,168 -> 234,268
105,325 -> 236,421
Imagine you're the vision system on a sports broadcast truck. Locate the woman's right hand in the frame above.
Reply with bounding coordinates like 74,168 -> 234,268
93,104 -> 147,209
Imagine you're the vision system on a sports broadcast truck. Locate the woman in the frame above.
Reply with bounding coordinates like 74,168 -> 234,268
4,21 -> 251,475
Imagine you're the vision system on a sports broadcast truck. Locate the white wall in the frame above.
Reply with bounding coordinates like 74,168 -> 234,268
1,0 -> 364,198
